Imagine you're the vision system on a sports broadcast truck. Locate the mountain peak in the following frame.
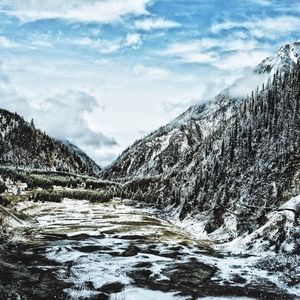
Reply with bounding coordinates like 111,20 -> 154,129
255,41 -> 300,75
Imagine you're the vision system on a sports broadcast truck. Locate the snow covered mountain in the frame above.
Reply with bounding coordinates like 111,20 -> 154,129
255,41 -> 300,75
0,109 -> 100,176
104,41 -> 300,180
103,42 -> 300,252
102,90 -> 241,179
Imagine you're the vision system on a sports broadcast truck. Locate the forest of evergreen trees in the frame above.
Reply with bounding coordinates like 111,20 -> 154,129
1,60 -> 300,239
105,62 -> 300,236
0,109 -> 99,175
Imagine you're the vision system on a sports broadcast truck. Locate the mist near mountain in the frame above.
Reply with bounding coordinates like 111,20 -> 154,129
102,42 -> 300,252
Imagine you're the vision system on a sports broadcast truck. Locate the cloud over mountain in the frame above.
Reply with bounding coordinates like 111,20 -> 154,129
0,0 -> 151,23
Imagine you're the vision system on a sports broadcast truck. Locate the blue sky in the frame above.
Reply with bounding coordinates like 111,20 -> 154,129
0,0 -> 299,165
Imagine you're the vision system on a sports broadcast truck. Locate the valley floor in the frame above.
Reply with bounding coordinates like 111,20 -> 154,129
0,198 -> 299,300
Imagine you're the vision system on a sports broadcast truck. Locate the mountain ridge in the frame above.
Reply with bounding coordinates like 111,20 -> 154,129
103,41 -> 300,179
0,108 -> 100,176
103,42 -> 300,180
102,42 -> 300,252
59,139 -> 101,175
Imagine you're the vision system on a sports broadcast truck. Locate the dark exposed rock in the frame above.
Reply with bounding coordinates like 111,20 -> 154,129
132,261 -> 153,268
127,269 -> 153,283
73,245 -> 110,253
121,245 -> 141,257
97,282 -> 125,294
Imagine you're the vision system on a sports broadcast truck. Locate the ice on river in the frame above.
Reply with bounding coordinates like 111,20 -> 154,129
9,198 -> 299,300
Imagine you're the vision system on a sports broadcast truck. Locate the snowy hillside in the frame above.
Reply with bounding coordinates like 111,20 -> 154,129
0,109 -> 100,176
218,194 -> 300,254
102,90 -> 242,179
255,42 -> 300,75
103,42 -> 300,252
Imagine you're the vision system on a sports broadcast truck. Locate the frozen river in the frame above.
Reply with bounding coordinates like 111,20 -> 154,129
1,198 -> 298,299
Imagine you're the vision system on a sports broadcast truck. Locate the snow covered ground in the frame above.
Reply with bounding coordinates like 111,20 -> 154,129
1,197 -> 297,299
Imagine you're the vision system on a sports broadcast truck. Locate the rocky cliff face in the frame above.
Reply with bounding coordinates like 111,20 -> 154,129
103,43 -> 300,251
0,109 -> 100,176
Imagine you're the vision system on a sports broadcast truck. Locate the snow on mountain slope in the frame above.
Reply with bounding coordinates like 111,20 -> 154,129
255,42 -> 300,75
103,90 -> 241,179
103,42 -> 300,253
218,195 -> 300,254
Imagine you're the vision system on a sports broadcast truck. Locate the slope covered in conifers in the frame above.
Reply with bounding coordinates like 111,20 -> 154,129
0,109 -> 100,176
102,90 -> 240,179
59,139 -> 101,175
103,42 -> 300,181
103,58 -> 300,248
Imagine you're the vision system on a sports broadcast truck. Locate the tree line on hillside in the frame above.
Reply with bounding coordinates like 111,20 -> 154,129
103,63 -> 300,237
0,109 -> 98,175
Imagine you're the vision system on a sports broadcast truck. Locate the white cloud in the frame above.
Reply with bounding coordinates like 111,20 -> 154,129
134,18 -> 180,31
0,62 -> 32,114
215,50 -> 271,71
125,33 -> 142,48
1,30 -> 142,53
0,63 -> 9,83
0,31 -> 141,54
0,36 -> 18,48
74,37 -> 95,47
71,34 -> 142,53
5,89 -> 117,149
250,0 -> 271,6
0,32 -> 55,50
211,16 -> 300,39
0,0 -> 151,23
29,39 -> 53,49
163,99 -> 199,119
228,70 -> 268,98
95,58 -> 112,65
89,144 -> 122,167
132,64 -> 169,80
38,91 -> 117,148
163,40 -> 217,63
163,37 -> 266,67
74,37 -> 122,53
